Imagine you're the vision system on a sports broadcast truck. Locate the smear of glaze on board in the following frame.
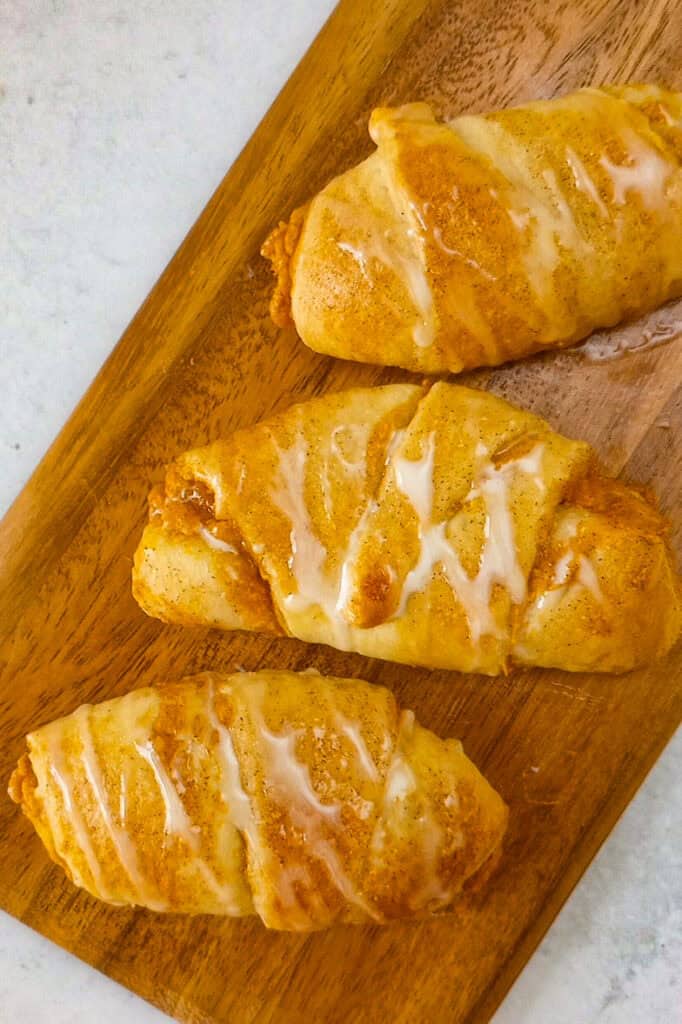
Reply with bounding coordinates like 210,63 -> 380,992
573,296 -> 682,362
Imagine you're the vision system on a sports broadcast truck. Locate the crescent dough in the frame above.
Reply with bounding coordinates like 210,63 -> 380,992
132,383 -> 681,674
263,85 -> 682,372
9,670 -> 508,929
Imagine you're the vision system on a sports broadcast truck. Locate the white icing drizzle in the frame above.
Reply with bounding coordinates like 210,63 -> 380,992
337,241 -> 371,285
391,438 -> 478,622
271,430 -> 355,650
506,445 -> 547,493
192,861 -> 245,912
74,706 -> 163,909
395,235 -> 436,348
392,435 -> 545,641
537,545 -> 605,612
384,754 -> 417,802
135,724 -> 243,912
135,740 -> 197,842
507,206 -> 531,232
330,197 -> 436,349
321,424 -> 368,522
573,296 -> 682,362
270,419 -> 554,651
464,118 -> 587,311
198,525 -> 237,555
41,683 -> 253,916
377,712 -> 453,911
205,681 -> 257,839
394,433 -> 438,521
431,225 -> 497,282
406,196 -> 498,358
43,724 -> 107,896
272,435 -> 334,616
332,712 -> 380,782
282,820 -> 376,921
260,726 -> 341,821
555,512 -> 580,543
335,499 -> 378,617
409,194 -> 501,327
577,555 -> 605,602
329,424 -> 366,477
384,427 -> 406,464
552,550 -> 574,586
495,159 -> 588,326
657,103 -> 677,127
540,168 -> 584,252
534,585 -> 565,615
446,104 -> 676,341
242,681 -> 381,924
599,130 -> 672,209
330,423 -> 408,613
409,199 -> 428,231
524,194 -> 577,315
565,146 -> 609,218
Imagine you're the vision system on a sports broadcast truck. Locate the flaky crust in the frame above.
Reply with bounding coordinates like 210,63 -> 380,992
262,85 -> 682,373
8,671 -> 508,929
133,383 -> 681,675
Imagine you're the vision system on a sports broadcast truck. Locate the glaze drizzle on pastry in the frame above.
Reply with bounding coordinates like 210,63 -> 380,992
9,671 -> 508,929
133,383 -> 681,675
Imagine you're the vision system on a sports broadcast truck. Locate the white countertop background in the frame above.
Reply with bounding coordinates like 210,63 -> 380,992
1,3 -> 680,1022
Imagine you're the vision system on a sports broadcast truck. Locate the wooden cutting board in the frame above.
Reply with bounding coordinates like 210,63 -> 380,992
1,0 -> 680,1021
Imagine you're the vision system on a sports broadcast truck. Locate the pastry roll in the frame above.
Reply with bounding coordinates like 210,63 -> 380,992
9,670 -> 508,929
132,383 -> 681,674
263,84 -> 682,373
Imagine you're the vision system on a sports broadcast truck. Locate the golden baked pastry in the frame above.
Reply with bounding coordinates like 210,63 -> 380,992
263,84 -> 682,373
9,670 -> 508,929
132,383 -> 681,674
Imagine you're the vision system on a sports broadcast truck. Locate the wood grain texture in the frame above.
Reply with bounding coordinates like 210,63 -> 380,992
0,1 -> 680,1022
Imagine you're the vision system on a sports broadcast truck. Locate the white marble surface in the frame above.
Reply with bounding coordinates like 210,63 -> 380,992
1,3 -> 679,1022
